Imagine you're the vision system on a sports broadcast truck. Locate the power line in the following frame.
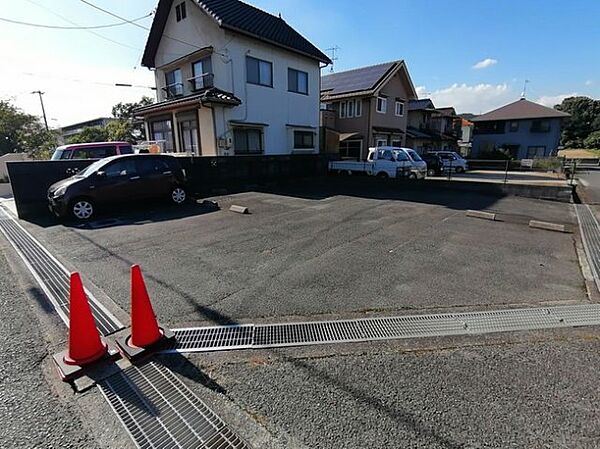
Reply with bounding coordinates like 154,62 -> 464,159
0,13 -> 152,30
79,0 -> 201,51
23,0 -> 143,51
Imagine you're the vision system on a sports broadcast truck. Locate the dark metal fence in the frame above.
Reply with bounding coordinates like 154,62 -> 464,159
7,155 -> 331,219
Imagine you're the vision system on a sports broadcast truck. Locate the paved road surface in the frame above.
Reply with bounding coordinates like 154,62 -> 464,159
0,253 -> 99,449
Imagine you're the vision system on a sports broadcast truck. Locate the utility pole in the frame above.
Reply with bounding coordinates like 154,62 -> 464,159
31,90 -> 49,131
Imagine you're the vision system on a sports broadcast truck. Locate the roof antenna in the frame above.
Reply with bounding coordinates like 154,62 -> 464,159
325,46 -> 340,73
521,79 -> 530,99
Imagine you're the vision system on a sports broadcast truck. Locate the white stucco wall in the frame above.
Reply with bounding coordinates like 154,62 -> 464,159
152,0 -> 321,155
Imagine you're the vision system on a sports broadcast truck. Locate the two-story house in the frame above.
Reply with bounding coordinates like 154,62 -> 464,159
320,61 -> 418,160
135,0 -> 331,156
471,98 -> 570,159
406,100 -> 461,153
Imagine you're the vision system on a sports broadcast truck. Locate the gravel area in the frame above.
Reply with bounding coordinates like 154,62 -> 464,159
212,335 -> 600,449
0,253 -> 99,449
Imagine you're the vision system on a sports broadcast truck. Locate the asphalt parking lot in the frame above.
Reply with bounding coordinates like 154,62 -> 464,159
23,178 -> 585,328
3,178 -> 595,448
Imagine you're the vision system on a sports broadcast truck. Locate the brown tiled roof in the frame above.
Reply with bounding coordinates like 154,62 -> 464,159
471,98 -> 570,122
134,88 -> 241,115
142,0 -> 331,68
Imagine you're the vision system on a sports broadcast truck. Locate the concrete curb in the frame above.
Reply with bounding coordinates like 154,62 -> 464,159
230,205 -> 249,214
529,220 -> 570,233
466,210 -> 497,221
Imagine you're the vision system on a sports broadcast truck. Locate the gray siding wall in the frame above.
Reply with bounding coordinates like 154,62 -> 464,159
472,118 -> 563,159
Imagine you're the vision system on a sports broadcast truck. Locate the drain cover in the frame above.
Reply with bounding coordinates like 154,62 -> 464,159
168,304 -> 600,353
0,206 -> 123,335
576,204 -> 600,292
99,362 -> 249,449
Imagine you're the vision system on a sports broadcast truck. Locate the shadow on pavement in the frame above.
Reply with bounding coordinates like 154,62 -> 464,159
23,199 -> 220,229
256,176 -> 505,211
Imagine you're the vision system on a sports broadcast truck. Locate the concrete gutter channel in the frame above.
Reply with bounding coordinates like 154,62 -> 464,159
0,198 -> 599,448
0,204 -> 252,449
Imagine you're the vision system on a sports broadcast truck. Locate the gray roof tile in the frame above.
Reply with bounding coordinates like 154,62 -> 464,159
321,61 -> 398,96
143,0 -> 331,68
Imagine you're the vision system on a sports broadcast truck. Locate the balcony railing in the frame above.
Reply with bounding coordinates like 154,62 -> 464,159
163,83 -> 184,99
188,73 -> 214,92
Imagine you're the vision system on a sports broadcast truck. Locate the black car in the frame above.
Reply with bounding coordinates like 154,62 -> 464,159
48,154 -> 188,220
421,153 -> 445,176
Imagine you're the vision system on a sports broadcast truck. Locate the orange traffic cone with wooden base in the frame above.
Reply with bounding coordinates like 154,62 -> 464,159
53,273 -> 115,381
117,265 -> 175,360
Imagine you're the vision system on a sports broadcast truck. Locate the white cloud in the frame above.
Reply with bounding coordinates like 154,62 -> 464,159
585,80 -> 593,86
472,58 -> 498,70
416,83 -> 513,114
535,93 -> 578,108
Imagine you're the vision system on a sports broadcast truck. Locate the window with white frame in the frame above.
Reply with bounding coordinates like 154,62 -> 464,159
376,138 -> 387,147
376,96 -> 387,114
338,99 -> 362,119
348,100 -> 355,118
395,100 -> 404,117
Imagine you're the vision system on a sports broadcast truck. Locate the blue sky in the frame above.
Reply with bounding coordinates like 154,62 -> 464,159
1,0 -> 598,124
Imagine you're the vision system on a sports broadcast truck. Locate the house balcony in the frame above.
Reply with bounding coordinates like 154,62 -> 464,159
162,73 -> 215,100
188,73 -> 215,93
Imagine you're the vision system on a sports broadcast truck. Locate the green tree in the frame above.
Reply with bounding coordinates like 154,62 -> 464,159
555,96 -> 600,147
67,126 -> 109,144
112,96 -> 154,142
0,100 -> 58,159
584,130 -> 600,149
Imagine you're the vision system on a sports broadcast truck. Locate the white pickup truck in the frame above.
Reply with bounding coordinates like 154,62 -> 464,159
329,147 -> 427,179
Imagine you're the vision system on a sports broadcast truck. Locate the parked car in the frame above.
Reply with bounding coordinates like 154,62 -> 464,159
421,153 -> 445,176
48,154 -> 188,220
428,151 -> 468,173
51,142 -> 134,161
329,147 -> 426,179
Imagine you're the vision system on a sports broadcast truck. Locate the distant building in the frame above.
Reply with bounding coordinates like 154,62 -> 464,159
405,100 -> 461,153
320,60 -> 418,160
471,98 -> 570,159
61,117 -> 116,140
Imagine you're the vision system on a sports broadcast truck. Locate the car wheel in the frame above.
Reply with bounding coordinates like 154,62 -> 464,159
455,167 -> 465,174
71,199 -> 94,221
427,168 -> 437,177
409,173 -> 417,180
171,186 -> 187,204
377,172 -> 389,179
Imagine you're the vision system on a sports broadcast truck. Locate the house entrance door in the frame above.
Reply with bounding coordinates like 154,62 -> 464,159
179,119 -> 199,154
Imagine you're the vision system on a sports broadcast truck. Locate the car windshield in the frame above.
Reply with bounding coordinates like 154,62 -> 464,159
406,150 -> 423,162
77,159 -> 108,178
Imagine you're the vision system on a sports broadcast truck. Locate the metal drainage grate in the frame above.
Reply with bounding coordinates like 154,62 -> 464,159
576,204 -> 600,292
175,325 -> 254,353
99,361 -> 249,449
0,206 -> 123,335
168,304 -> 600,353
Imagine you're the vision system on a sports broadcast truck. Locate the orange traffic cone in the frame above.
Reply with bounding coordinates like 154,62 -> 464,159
130,265 -> 162,348
64,273 -> 108,366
